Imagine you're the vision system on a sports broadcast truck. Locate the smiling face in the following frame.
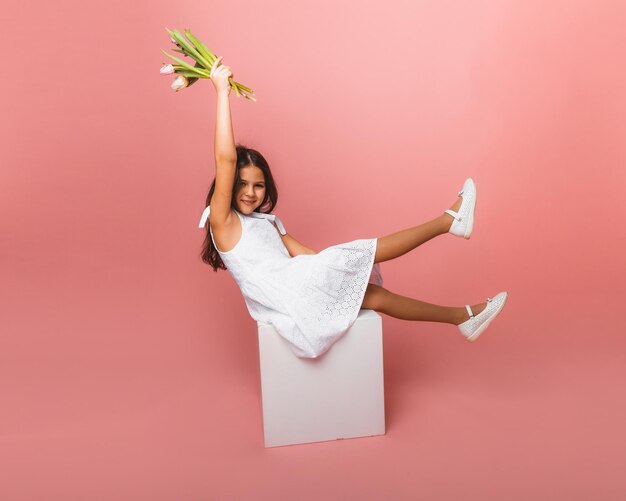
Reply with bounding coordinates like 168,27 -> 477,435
235,165 -> 266,214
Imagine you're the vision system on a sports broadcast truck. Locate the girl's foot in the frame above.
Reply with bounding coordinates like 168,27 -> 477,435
443,178 -> 477,238
444,196 -> 463,230
456,292 -> 509,341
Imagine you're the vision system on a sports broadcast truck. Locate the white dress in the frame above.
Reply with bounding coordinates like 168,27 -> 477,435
199,207 -> 383,359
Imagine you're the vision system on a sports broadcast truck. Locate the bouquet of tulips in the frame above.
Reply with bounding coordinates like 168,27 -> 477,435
160,27 -> 255,101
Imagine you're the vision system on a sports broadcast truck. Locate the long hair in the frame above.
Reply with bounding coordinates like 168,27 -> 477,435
200,144 -> 279,271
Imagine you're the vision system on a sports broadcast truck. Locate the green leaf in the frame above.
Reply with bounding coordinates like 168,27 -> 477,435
174,62 -> 208,77
161,49 -> 210,76
166,30 -> 199,60
166,31 -> 206,67
169,28 -> 212,69
165,27 -> 186,51
176,70 -> 207,78
184,28 -> 215,65
235,82 -> 254,93
165,27 -> 183,44
187,30 -> 216,62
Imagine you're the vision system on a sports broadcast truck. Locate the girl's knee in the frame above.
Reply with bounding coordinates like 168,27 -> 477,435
361,283 -> 389,311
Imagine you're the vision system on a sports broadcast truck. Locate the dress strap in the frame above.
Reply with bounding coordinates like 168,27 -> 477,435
198,206 -> 212,228
248,211 -> 287,235
198,205 -> 286,235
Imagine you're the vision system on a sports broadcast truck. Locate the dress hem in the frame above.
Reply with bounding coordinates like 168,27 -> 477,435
307,237 -> 380,359
351,237 -> 379,321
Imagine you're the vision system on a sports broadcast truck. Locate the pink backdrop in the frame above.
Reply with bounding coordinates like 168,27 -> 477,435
2,0 -> 625,499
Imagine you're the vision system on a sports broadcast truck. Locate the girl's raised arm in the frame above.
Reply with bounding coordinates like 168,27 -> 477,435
209,56 -> 236,227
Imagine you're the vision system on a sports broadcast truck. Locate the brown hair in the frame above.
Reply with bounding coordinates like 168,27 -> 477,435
199,144 -> 279,271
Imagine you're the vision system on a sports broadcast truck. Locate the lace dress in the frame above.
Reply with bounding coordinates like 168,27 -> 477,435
199,207 -> 383,359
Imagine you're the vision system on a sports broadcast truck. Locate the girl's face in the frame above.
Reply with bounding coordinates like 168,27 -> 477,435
235,165 -> 266,214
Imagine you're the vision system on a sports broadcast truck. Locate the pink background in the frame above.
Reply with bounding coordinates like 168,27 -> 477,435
2,0 -> 625,499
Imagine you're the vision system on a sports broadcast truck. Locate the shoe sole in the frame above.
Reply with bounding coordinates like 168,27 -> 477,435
463,180 -> 477,239
467,292 -> 508,341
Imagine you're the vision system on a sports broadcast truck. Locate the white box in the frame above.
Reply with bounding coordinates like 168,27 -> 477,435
257,309 -> 386,448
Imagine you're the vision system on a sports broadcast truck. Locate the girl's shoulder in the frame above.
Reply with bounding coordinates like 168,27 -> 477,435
211,210 -> 243,254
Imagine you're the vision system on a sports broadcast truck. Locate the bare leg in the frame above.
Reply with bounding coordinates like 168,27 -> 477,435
361,283 -> 486,325
374,195 -> 463,264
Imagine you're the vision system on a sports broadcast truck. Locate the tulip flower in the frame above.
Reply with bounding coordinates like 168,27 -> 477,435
159,27 -> 256,101
171,74 -> 189,92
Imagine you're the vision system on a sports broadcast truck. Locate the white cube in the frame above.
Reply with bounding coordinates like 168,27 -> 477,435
257,309 -> 386,448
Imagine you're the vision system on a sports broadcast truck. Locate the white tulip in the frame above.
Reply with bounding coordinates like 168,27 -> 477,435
171,75 -> 189,92
160,64 -> 175,75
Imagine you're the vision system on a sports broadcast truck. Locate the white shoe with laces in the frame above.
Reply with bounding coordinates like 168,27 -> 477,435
458,291 -> 508,341
445,178 -> 477,239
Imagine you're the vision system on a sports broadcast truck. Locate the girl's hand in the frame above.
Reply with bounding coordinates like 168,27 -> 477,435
210,56 -> 233,96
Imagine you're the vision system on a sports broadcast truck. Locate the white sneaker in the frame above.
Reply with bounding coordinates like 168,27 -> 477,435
444,178 -> 477,239
458,291 -> 508,341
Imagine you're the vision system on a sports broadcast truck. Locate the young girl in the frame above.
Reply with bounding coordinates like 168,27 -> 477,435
199,56 -> 508,359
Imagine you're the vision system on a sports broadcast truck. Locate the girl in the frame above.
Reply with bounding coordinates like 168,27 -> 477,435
199,56 -> 508,359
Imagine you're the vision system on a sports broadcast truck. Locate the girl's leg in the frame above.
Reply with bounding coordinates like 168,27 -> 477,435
361,283 -> 486,324
374,196 -> 462,264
